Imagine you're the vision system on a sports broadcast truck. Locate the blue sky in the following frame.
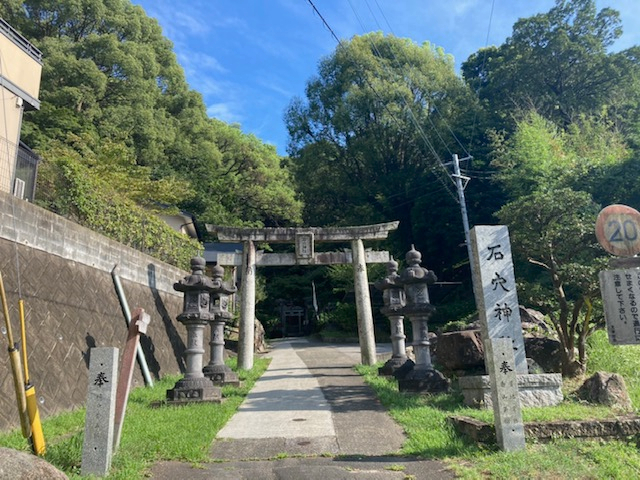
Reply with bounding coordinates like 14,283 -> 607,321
131,1 -> 640,156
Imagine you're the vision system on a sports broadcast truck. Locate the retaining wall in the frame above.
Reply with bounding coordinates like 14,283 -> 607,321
0,191 -> 190,431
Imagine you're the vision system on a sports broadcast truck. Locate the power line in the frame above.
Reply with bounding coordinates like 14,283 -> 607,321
368,0 -> 472,158
306,0 -> 459,203
343,0 -> 458,201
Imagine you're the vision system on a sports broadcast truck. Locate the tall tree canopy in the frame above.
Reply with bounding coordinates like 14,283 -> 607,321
462,0 -> 640,139
2,0 -> 302,228
286,33 -> 478,272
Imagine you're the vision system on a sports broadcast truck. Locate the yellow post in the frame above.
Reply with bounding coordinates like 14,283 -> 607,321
19,299 -> 46,455
0,272 -> 30,439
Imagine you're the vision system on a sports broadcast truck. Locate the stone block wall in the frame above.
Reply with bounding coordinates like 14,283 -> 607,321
0,191 -> 190,431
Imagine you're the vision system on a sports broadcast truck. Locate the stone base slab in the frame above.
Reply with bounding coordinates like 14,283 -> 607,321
457,373 -> 563,408
450,415 -> 640,443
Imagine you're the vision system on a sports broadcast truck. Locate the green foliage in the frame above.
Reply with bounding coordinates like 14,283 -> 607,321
286,32 -> 478,270
491,109 -> 626,376
36,146 -> 201,269
462,0 -> 636,132
321,301 -> 358,334
6,0 -> 302,249
490,112 -> 629,200
498,188 -> 604,376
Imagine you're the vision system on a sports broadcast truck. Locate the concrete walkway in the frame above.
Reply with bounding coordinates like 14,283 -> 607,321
150,339 -> 455,479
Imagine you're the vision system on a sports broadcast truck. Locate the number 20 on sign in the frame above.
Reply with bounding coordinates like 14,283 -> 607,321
595,204 -> 640,257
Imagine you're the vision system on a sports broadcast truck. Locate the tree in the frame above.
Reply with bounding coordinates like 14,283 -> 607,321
286,32 -> 478,271
5,0 -> 303,229
492,112 -> 628,376
497,189 -> 604,376
462,0 -> 640,136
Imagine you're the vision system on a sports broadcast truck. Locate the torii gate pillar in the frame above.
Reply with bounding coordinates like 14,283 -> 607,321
238,240 -> 256,369
352,238 -> 376,364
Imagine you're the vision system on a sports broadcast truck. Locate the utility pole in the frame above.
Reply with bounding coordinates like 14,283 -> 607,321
447,154 -> 476,283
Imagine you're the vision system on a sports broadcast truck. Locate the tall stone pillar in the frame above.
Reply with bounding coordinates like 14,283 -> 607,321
238,240 -> 256,370
352,238 -> 377,365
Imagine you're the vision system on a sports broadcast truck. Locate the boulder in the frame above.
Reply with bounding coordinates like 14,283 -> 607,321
577,372 -> 633,411
434,330 -> 484,373
255,319 -> 267,353
519,306 -> 552,335
524,336 -> 563,373
0,447 -> 68,479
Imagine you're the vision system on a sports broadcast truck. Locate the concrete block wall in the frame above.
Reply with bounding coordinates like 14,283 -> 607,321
0,191 -> 190,431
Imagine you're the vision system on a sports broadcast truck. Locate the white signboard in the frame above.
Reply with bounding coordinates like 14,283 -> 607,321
470,225 -> 528,374
599,269 -> 640,345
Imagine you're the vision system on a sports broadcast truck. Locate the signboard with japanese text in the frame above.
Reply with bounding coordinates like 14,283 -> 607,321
470,225 -> 528,374
599,269 -> 640,345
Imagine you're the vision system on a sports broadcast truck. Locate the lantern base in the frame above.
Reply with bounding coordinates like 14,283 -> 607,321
203,364 -> 241,387
166,376 -> 222,403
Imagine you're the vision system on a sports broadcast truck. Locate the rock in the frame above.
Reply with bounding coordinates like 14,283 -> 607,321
524,337 -> 563,373
577,372 -> 633,411
0,447 -> 68,479
255,319 -> 267,353
519,307 -> 552,336
434,330 -> 484,373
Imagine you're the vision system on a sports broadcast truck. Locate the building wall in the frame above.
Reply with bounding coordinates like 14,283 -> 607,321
0,191 -> 191,431
0,88 -> 22,193
0,19 -> 42,195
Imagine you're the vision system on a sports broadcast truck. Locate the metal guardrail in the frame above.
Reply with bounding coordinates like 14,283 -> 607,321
0,17 -> 43,64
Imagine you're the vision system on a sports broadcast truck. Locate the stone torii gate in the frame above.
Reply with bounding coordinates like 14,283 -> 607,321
206,222 -> 399,369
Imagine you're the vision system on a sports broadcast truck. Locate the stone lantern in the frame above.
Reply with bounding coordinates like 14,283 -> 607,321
374,257 -> 413,377
203,264 -> 240,386
396,246 -> 449,394
167,257 -> 222,403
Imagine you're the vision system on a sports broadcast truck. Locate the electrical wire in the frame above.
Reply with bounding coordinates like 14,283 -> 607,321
369,0 -> 472,158
343,0 -> 459,201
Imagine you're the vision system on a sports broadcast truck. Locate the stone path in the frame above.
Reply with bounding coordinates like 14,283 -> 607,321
150,339 -> 455,479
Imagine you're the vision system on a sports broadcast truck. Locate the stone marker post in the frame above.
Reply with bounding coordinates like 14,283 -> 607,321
375,257 -> 412,377
396,246 -> 449,394
485,338 -> 526,451
82,347 -> 119,477
113,308 -> 150,451
203,264 -> 240,386
459,225 -> 563,409
469,226 -> 528,373
167,257 -> 222,403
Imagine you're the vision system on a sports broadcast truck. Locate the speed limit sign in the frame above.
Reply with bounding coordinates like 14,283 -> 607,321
595,204 -> 640,256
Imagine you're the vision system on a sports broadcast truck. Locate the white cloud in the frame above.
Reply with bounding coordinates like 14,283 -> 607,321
207,102 -> 243,124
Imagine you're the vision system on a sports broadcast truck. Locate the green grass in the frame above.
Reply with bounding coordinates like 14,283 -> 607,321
3,329 -> 640,479
0,357 -> 269,479
355,329 -> 640,479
